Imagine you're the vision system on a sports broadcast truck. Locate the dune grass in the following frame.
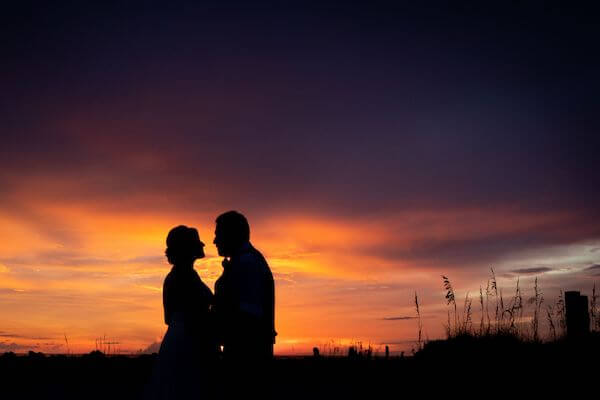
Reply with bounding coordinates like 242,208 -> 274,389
432,269 -> 598,348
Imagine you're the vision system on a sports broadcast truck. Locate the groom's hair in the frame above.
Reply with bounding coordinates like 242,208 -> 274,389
216,210 -> 250,242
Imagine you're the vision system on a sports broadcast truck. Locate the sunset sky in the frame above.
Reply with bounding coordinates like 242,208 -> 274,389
1,3 -> 599,355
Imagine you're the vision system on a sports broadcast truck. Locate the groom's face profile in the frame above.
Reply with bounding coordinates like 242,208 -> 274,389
213,223 -> 230,257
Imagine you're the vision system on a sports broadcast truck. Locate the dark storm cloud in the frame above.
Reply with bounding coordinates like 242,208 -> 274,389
1,4 -> 599,239
585,264 -> 600,272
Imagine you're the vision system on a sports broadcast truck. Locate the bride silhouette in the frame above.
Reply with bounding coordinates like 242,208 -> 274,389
146,225 -> 217,399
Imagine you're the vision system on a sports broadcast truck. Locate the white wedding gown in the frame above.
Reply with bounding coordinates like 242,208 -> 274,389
152,313 -> 202,399
146,267 -> 215,400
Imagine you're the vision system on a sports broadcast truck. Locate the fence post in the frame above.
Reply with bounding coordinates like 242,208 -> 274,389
565,291 -> 590,337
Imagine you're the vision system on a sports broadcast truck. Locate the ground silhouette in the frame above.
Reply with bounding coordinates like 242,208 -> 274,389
2,332 -> 598,399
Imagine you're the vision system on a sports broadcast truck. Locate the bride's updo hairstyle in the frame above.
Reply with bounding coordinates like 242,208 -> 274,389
165,225 -> 204,265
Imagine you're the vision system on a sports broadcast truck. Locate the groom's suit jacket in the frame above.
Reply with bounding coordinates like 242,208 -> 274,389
214,242 -> 276,358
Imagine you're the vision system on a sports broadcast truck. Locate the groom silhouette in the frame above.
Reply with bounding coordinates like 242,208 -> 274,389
213,211 -> 276,361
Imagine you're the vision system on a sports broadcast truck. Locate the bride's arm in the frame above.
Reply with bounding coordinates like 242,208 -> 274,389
163,274 -> 172,325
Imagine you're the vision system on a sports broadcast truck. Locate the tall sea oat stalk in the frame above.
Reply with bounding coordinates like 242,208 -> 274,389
506,278 -> 523,334
490,268 -> 499,333
485,279 -> 492,334
415,291 -> 423,349
64,333 -> 70,355
479,286 -> 485,335
592,283 -> 598,332
555,291 -> 566,337
499,289 -> 505,331
546,305 -> 557,341
462,292 -> 472,334
528,277 -> 544,342
442,276 -> 457,336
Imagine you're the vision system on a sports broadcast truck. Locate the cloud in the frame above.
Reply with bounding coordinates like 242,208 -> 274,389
509,267 -> 553,275
259,209 -> 600,278
125,256 -> 165,265
273,272 -> 296,287
0,341 -> 38,351
585,264 -> 600,271
381,316 -> 417,321
0,249 -> 161,269
0,333 -> 54,340
0,288 -> 27,295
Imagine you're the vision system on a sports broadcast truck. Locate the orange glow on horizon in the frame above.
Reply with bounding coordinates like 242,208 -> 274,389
1,198 -> 598,354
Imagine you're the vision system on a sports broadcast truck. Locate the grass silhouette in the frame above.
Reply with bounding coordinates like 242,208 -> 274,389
434,270 -> 595,344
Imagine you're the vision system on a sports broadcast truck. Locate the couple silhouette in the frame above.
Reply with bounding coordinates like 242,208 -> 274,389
147,211 -> 276,399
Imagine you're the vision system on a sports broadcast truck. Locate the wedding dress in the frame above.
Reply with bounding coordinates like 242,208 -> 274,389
146,266 -> 215,399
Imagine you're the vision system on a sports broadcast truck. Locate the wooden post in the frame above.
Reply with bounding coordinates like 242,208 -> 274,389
565,291 -> 590,337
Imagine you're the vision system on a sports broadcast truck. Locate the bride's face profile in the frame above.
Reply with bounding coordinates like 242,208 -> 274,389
189,227 -> 205,260
196,239 -> 206,259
